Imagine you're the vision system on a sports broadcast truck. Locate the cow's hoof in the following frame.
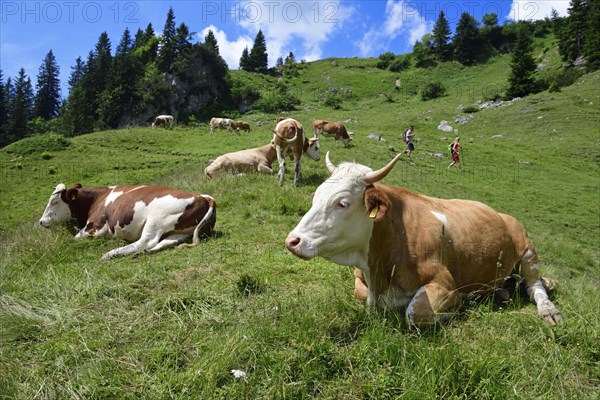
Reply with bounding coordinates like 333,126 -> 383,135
539,299 -> 563,325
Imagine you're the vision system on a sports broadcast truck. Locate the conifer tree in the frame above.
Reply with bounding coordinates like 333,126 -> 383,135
68,56 -> 85,90
9,68 -> 34,140
0,70 -> 8,145
204,30 -> 219,54
453,12 -> 482,65
583,0 -> 600,70
33,49 -> 61,120
558,0 -> 589,64
158,7 -> 177,73
240,47 -> 251,71
432,11 -> 451,61
506,25 -> 537,99
249,30 -> 268,73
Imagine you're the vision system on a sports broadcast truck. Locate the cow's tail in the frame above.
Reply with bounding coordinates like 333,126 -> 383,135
192,195 -> 216,244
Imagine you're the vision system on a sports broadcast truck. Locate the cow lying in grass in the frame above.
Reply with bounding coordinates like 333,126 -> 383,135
40,184 -> 216,260
204,143 -> 277,177
285,153 -> 562,327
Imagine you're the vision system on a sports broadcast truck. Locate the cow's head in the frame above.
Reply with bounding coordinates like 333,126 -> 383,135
305,137 -> 321,161
39,183 -> 80,228
285,152 -> 400,266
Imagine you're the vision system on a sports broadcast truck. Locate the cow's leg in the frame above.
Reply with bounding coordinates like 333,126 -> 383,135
210,126 -> 214,134
521,249 -> 562,324
257,163 -> 274,175
101,230 -> 163,260
353,268 -> 368,301
293,153 -> 302,187
405,282 -> 462,328
147,233 -> 190,253
276,145 -> 285,186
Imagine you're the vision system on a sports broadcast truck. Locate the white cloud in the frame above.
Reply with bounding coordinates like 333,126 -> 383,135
199,26 -> 254,70
356,0 -> 431,57
236,0 -> 355,64
507,1 -> 570,21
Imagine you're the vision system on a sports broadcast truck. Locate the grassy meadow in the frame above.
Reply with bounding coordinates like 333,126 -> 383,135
1,47 -> 599,398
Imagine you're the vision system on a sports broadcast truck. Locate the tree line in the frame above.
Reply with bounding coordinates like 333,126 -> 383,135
1,1 -> 598,147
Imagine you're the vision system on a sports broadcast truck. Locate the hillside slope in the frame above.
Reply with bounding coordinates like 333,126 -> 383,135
1,50 -> 599,398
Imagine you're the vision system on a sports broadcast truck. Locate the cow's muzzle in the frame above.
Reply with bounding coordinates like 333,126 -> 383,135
285,235 -> 310,260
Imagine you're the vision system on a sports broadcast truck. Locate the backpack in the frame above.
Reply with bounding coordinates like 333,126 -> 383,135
449,143 -> 454,153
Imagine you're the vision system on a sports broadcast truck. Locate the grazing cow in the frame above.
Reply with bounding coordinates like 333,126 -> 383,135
285,153 -> 562,327
231,120 -> 251,133
152,115 -> 174,128
204,143 -> 277,178
272,118 -> 320,186
209,117 -> 235,134
312,120 -> 352,147
40,184 -> 216,260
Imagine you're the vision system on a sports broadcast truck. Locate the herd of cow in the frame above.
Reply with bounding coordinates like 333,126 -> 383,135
38,115 -> 562,327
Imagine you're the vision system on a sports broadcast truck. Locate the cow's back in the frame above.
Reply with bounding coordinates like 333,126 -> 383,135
369,185 -> 517,295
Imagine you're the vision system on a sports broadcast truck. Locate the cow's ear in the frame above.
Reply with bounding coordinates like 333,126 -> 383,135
73,183 -> 83,189
364,186 -> 390,221
65,188 -> 79,203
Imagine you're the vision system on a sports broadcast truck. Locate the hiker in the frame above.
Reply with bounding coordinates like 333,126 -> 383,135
403,125 -> 415,158
447,137 -> 463,172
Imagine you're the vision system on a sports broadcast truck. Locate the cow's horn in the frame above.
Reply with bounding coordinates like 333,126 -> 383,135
363,154 -> 402,184
325,151 -> 336,174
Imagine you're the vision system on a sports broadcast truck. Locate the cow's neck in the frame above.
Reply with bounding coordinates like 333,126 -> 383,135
366,186 -> 413,298
70,188 -> 109,228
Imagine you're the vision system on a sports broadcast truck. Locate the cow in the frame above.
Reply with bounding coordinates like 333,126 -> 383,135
209,117 -> 235,134
231,120 -> 251,133
152,115 -> 174,128
312,120 -> 352,147
285,153 -> 562,327
39,184 -> 216,260
204,143 -> 277,178
272,118 -> 320,186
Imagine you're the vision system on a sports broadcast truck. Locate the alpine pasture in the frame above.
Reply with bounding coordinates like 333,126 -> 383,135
1,52 -> 599,398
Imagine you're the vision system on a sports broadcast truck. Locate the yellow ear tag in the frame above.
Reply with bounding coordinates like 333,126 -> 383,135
71,194 -> 76,200
369,206 -> 379,219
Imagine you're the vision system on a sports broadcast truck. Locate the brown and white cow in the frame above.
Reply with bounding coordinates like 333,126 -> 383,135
285,153 -> 562,327
231,120 -> 251,133
272,118 -> 320,186
40,184 -> 216,260
152,115 -> 174,128
204,143 -> 277,178
209,117 -> 235,134
312,120 -> 352,147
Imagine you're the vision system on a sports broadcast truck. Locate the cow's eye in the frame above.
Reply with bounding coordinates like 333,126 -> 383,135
335,201 -> 349,210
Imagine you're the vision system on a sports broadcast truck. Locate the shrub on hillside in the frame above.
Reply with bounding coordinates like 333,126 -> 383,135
388,56 -> 411,72
548,81 -> 561,93
324,94 -> 343,109
420,81 -> 447,101
463,106 -> 479,113
3,133 -> 70,156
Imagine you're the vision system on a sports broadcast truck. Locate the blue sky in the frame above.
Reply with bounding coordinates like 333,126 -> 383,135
1,1 -> 570,97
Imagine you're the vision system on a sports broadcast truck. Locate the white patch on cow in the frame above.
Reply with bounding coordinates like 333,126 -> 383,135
104,188 -> 123,206
431,211 -> 449,227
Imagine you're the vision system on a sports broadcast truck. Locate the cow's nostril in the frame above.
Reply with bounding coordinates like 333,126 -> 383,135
285,236 -> 301,249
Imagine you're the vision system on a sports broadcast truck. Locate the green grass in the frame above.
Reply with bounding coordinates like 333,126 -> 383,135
1,49 -> 599,398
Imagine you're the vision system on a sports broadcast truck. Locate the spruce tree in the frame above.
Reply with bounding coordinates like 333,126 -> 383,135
204,30 -> 219,54
158,7 -> 177,73
9,68 -> 34,140
249,30 -> 268,73
506,25 -> 537,99
453,13 -> 482,65
559,0 -> 589,64
0,70 -> 8,145
240,47 -> 251,71
68,56 -> 85,90
33,49 -> 61,120
583,0 -> 600,70
432,11 -> 451,61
